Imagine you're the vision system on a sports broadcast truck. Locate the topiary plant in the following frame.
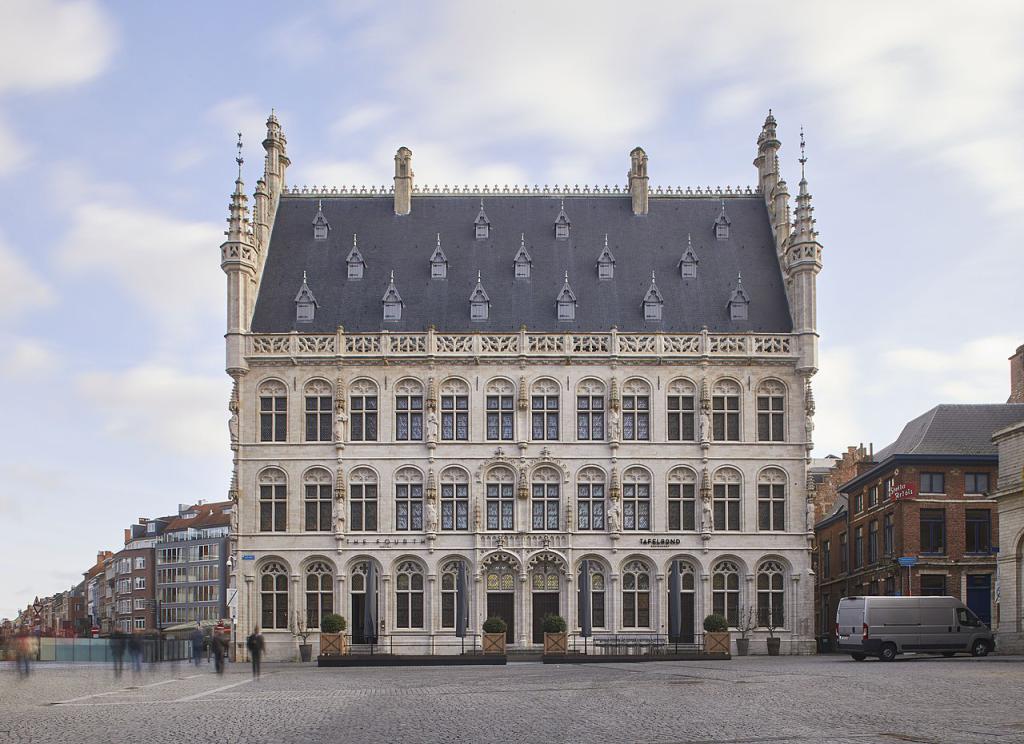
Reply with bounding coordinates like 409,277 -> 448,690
703,613 -> 729,633
320,613 -> 347,634
541,614 -> 567,634
482,616 -> 507,634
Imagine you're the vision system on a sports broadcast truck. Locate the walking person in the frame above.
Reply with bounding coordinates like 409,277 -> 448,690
211,631 -> 226,675
110,630 -> 126,678
127,632 -> 143,677
189,624 -> 204,667
246,627 -> 264,680
14,630 -> 31,678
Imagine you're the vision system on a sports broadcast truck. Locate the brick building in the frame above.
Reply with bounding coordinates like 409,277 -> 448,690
111,517 -> 170,633
815,403 -> 1024,641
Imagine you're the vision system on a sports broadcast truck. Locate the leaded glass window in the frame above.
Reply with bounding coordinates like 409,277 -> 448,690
440,468 -> 469,531
576,379 -> 605,440
577,563 -> 606,628
576,468 -> 606,531
304,379 -> 333,442
349,468 -> 378,532
394,467 -> 424,531
668,467 -> 697,531
622,468 -> 651,531
713,468 -> 742,531
260,561 -> 288,629
440,561 -> 463,628
756,380 -> 785,442
622,561 -> 651,628
531,379 -> 560,440
440,379 -> 469,441
259,380 -> 287,442
531,563 -> 560,591
667,379 -> 696,441
259,469 -> 287,532
712,379 -> 741,441
305,561 -> 333,628
395,562 -> 424,629
486,468 -> 515,531
303,468 -> 332,532
712,561 -> 740,627
350,380 -> 378,442
757,468 -> 786,531
485,380 -> 515,441
395,379 -> 424,442
531,467 -> 560,530
485,561 -> 515,592
622,380 -> 650,441
756,561 -> 785,628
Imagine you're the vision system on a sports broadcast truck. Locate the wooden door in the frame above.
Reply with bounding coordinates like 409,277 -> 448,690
487,593 -> 515,644
532,593 -> 559,644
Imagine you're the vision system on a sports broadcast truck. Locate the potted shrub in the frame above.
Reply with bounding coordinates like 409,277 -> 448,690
764,612 -> 781,656
735,607 -> 756,657
319,613 -> 348,656
541,614 -> 568,655
703,613 -> 731,655
292,612 -> 314,662
482,616 -> 507,655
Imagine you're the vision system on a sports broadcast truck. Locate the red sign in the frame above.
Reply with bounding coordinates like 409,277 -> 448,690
891,483 -> 916,501
91,626 -> 100,638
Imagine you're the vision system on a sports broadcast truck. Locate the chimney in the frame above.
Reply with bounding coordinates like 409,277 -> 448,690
1009,344 -> 1024,403
394,146 -> 413,215
628,147 -> 649,215
123,529 -> 130,544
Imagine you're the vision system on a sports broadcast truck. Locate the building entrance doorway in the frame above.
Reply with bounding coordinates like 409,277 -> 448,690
351,594 -> 367,643
966,574 -> 992,626
486,593 -> 514,643
532,593 -> 559,643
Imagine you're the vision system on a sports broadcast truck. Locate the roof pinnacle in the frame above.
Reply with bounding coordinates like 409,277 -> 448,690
799,126 -> 807,183
235,132 -> 244,180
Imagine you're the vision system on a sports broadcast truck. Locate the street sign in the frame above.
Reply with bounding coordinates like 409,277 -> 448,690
897,556 -> 918,567
242,554 -> 255,561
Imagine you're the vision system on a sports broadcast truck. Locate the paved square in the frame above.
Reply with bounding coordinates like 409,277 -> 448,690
3,655 -> 1024,743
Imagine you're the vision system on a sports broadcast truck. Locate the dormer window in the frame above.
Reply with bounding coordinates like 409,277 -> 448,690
347,234 -> 365,280
513,233 -> 532,279
474,200 -> 490,239
596,234 -> 615,280
642,272 -> 663,321
714,200 -> 731,240
295,271 -> 318,323
554,199 -> 570,240
555,271 -> 577,321
469,271 -> 490,321
312,200 -> 329,241
678,234 -> 699,279
727,273 -> 750,321
429,233 -> 447,279
382,270 -> 403,321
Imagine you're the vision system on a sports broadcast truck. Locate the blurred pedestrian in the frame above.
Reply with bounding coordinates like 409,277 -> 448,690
14,630 -> 31,678
189,624 -> 203,667
211,631 -> 226,675
110,630 -> 126,678
246,626 -> 264,680
127,632 -> 143,676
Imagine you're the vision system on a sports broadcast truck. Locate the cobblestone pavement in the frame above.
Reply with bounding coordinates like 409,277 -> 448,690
2,655 -> 1024,744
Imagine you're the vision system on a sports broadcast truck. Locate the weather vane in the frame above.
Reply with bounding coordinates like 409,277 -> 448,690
799,126 -> 807,179
235,131 -> 244,177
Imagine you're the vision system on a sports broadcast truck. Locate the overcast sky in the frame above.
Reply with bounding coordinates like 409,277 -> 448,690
1,1 -> 1021,619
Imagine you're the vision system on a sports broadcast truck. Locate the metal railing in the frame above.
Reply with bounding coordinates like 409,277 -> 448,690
565,632 -> 705,656
339,633 -> 485,656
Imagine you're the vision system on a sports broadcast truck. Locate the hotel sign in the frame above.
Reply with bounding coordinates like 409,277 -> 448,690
891,483 -> 916,501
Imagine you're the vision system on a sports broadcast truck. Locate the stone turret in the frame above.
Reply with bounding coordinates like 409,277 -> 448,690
262,110 -> 290,221
786,130 -> 823,374
628,147 -> 648,216
221,135 -> 257,374
394,146 -> 413,215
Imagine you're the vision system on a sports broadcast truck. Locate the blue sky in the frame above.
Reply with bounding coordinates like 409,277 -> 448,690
1,0 -> 1021,619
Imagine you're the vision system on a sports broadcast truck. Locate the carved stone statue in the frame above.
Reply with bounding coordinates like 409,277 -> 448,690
607,499 -> 621,532
228,400 -> 239,446
426,498 -> 438,532
806,498 -> 816,532
702,495 -> 714,532
427,409 -> 439,443
608,408 -> 620,440
699,408 -> 711,445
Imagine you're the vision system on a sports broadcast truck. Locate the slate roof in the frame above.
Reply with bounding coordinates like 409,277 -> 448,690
250,195 -> 792,334
874,404 -> 1024,460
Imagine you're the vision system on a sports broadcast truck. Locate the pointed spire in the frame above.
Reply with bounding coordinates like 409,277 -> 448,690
235,131 -> 244,180
226,135 -> 250,245
792,127 -> 817,241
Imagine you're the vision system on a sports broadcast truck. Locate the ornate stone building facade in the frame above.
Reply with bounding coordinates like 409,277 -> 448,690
222,112 -> 823,659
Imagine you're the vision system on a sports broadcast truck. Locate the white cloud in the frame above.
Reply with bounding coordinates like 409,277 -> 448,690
0,114 -> 29,176
0,0 -> 116,94
883,336 -> 1019,402
330,104 -> 393,137
0,337 -> 58,379
205,97 -> 273,174
76,364 -> 228,456
56,201 -> 221,345
0,230 -> 55,321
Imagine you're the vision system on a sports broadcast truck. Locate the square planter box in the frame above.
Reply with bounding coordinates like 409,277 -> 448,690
320,633 -> 349,657
482,633 -> 506,655
704,631 -> 731,655
543,632 -> 567,655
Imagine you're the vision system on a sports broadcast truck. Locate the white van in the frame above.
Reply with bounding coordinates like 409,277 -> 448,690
836,596 -> 994,661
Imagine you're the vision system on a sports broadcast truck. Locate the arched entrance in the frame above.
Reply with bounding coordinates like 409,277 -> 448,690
530,561 -> 561,643
483,555 -> 517,644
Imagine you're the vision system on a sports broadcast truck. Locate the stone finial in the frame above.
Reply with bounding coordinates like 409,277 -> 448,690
628,147 -> 649,215
394,146 -> 413,215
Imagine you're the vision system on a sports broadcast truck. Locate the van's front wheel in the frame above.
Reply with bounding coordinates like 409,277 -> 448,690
850,653 -> 866,661
971,640 -> 990,657
879,643 -> 898,662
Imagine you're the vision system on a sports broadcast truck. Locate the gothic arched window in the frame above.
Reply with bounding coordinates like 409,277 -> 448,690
622,379 -> 651,441
576,467 -> 606,531
712,560 -> 740,628
258,468 -> 287,532
531,467 -> 561,531
440,378 -> 470,441
758,468 -> 787,531
485,379 -> 515,441
349,468 -> 378,532
622,468 -> 651,531
303,468 -> 332,532
667,467 -> 697,531
394,467 -> 424,531
667,379 -> 696,442
712,379 -> 741,442
757,380 -> 786,442
394,379 -> 424,442
258,380 -> 287,442
531,379 -> 560,441
713,468 -> 742,532
440,468 -> 469,531
395,561 -> 425,629
576,379 -> 605,441
757,561 -> 786,629
260,561 -> 288,629
304,379 -> 333,442
622,560 -> 651,628
486,467 -> 515,531
305,561 -> 333,628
